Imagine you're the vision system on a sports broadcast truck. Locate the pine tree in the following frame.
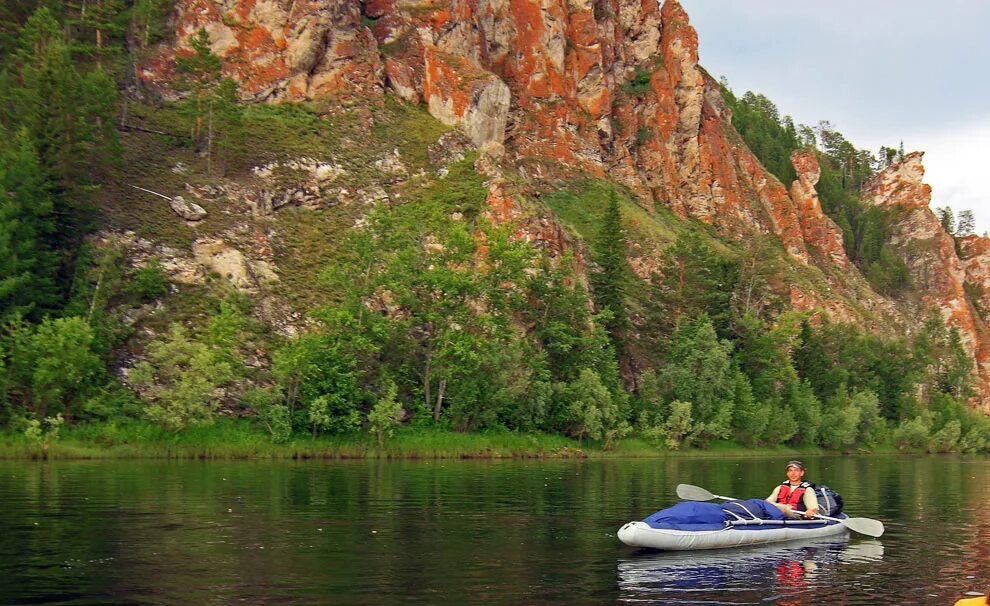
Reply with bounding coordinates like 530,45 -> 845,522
936,206 -> 955,235
0,127 -> 59,321
660,231 -> 738,335
175,28 -> 222,145
956,210 -> 976,237
175,28 -> 243,174
592,189 -> 628,349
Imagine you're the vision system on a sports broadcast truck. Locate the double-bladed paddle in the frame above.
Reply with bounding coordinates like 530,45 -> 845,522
676,483 -> 885,538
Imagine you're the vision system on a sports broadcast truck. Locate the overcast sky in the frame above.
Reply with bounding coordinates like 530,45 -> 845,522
681,0 -> 990,234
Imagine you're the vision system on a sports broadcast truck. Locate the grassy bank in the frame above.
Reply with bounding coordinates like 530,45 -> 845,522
0,419 -> 846,460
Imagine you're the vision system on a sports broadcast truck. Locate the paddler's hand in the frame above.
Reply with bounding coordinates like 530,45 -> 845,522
804,507 -> 819,518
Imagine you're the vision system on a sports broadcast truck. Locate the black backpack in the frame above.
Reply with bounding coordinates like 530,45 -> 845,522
814,485 -> 844,516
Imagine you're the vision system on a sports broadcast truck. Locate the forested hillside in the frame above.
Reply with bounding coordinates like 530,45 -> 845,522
1,0 -> 989,456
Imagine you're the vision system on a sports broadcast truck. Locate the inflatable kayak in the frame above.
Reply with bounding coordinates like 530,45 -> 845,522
617,498 -> 849,551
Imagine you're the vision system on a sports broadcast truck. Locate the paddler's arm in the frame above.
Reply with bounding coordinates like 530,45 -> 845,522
766,486 -> 781,503
802,488 -> 819,518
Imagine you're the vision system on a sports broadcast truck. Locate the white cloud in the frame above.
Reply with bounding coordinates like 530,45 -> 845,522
913,121 -> 990,235
681,0 -> 990,233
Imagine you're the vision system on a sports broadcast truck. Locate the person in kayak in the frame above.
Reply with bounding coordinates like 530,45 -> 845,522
766,460 -> 820,519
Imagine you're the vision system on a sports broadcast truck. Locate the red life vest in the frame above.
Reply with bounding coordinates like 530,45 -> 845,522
776,481 -> 812,510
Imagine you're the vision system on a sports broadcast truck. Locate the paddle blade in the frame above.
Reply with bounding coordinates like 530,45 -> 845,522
841,516 -> 885,538
676,483 -> 716,501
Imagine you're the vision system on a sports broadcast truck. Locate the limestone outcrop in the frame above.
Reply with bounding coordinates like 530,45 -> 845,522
145,0 -> 990,404
789,149 -> 849,269
863,153 -> 990,404
143,0 -> 383,103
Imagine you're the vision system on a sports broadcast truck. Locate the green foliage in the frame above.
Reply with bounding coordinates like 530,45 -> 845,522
240,387 -> 291,443
722,82 -> 914,292
285,336 -> 363,437
930,419 -> 961,453
913,310 -> 974,401
635,126 -> 652,147
762,403 -> 798,445
729,373 -> 769,446
0,127 -> 59,321
721,87 -> 800,185
732,312 -> 798,406
129,324 -> 236,431
79,382 -> 141,421
819,394 -> 861,450
368,380 -> 403,447
956,210 -> 976,237
558,368 -> 630,449
661,400 -> 695,450
792,318 -> 917,421
959,414 -> 990,453
174,28 -> 244,174
130,0 -> 175,49
9,8 -> 121,189
125,257 -> 170,301
621,68 -> 653,96
24,412 -> 62,446
308,393 -> 361,436
892,414 -> 932,451
658,231 -> 738,334
528,256 -> 618,390
592,189 -> 629,348
5,316 -> 103,420
658,314 -> 735,444
936,206 -> 955,235
849,389 -> 886,446
785,379 -> 822,446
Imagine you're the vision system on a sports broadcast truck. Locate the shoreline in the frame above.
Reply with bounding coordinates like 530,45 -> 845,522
0,419 -> 892,461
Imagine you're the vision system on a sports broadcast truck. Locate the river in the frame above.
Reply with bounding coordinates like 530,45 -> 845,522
1,455 -> 987,605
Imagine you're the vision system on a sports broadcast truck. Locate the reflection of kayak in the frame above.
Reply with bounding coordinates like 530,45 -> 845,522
618,515 -> 849,550
617,536 -> 883,599
618,536 -> 882,577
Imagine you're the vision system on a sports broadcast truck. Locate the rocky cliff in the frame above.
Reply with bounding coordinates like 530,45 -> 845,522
863,153 -> 990,408
143,0 -> 990,404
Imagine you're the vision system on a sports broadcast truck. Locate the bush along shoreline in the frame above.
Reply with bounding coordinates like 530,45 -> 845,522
0,418 -> 900,461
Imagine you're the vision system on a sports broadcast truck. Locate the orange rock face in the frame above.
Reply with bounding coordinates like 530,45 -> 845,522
864,153 -> 990,404
145,0 -> 383,103
149,1 -> 818,267
152,0 -> 990,405
790,149 -> 849,269
958,235 -> 990,410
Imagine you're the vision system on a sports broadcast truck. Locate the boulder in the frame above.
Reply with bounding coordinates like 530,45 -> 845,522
169,196 -> 207,221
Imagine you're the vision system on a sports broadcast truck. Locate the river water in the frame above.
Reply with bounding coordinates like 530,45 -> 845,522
1,455 -> 987,605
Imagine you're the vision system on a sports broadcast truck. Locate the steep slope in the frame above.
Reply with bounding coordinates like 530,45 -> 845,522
863,153 -> 990,408
139,0 -> 990,404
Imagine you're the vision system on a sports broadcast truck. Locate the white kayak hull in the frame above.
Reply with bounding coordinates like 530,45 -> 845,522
617,519 -> 849,551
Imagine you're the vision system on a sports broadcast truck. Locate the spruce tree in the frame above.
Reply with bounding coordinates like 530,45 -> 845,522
0,127 -> 59,321
592,189 -> 628,349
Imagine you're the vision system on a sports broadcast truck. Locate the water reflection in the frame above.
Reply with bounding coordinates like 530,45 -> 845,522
617,536 -> 884,605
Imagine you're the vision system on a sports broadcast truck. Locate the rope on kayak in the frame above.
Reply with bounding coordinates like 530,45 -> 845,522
722,501 -> 763,524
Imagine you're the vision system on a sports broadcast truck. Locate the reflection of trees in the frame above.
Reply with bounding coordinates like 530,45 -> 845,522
0,456 -> 987,603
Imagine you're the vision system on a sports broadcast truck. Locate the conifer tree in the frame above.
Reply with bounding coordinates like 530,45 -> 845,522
956,210 -> 976,237
660,231 -> 738,335
175,28 -> 243,174
659,314 -> 735,445
0,127 -> 59,321
592,189 -> 628,350
936,206 -> 955,235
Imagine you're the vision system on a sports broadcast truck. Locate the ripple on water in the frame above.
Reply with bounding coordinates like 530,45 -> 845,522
1,457 -> 988,605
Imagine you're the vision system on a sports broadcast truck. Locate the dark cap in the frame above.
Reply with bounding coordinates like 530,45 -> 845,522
786,460 -> 806,470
